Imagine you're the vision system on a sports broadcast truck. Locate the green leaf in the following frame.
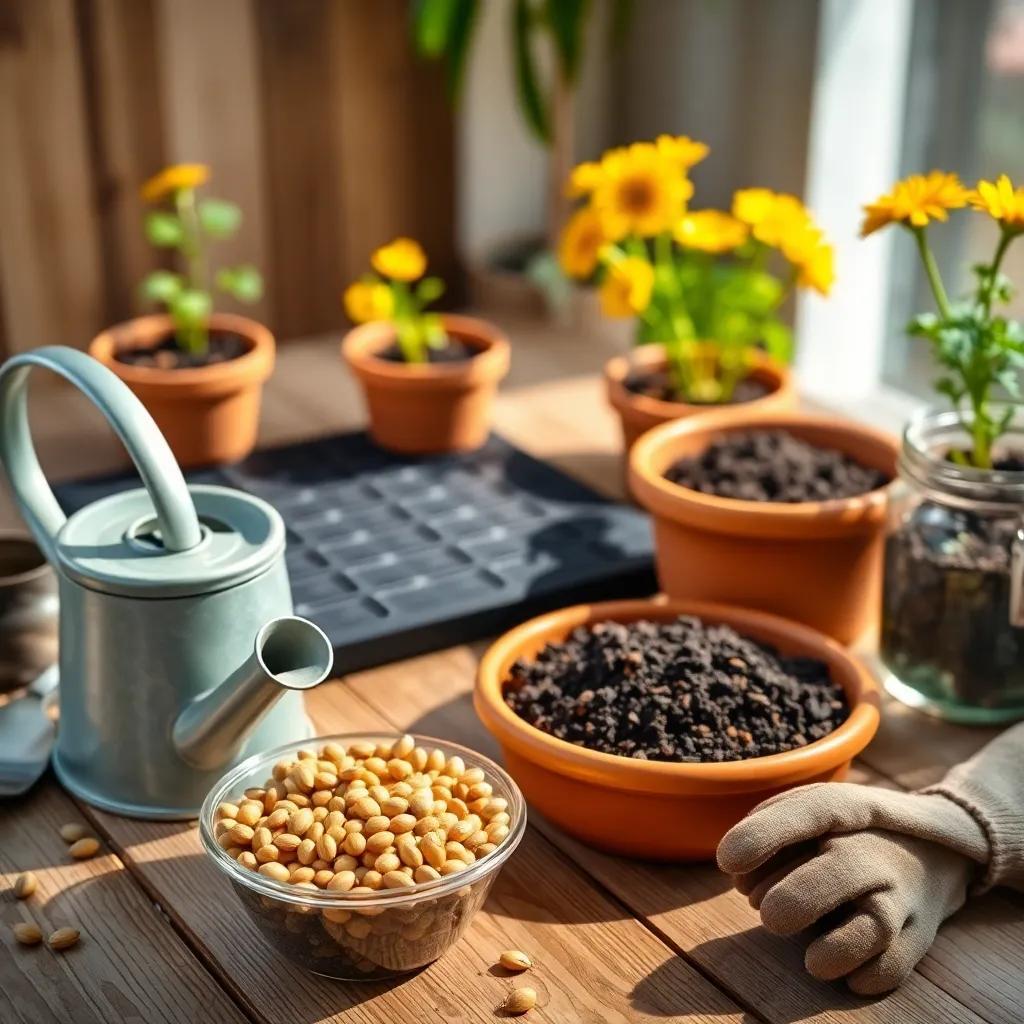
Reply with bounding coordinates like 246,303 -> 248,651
760,320 -> 794,364
544,0 -> 590,83
140,270 -> 183,304
171,289 -> 212,327
145,211 -> 183,247
415,276 -> 445,306
423,313 -> 448,349
412,0 -> 480,103
217,264 -> 263,304
512,0 -> 550,143
412,0 -> 457,54
198,198 -> 242,239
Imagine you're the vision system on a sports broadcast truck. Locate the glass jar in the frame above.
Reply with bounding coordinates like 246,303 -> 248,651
880,405 -> 1024,723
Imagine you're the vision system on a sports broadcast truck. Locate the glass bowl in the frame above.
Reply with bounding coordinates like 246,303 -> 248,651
199,733 -> 526,980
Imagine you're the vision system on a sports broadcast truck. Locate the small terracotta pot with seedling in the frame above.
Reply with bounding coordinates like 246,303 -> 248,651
558,137 -> 836,459
341,239 -> 509,454
89,163 -> 272,468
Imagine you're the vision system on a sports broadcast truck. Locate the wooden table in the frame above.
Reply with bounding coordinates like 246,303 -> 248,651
2,323 -> 1022,1024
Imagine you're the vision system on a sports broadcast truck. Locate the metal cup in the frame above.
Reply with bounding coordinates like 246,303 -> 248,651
0,531 -> 58,692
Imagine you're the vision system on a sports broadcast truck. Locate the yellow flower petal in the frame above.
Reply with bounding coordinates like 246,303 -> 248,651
732,188 -> 777,227
860,171 -> 967,236
371,238 -> 427,281
599,256 -> 654,318
558,206 -> 605,278
655,134 -> 709,171
343,281 -> 393,323
140,163 -> 210,202
968,174 -> 1024,231
675,210 -> 748,253
566,161 -> 604,198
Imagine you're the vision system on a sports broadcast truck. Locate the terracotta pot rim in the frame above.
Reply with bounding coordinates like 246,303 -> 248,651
475,598 -> 881,797
628,409 -> 899,537
89,313 -> 275,390
605,343 -> 791,420
0,531 -> 51,586
341,313 -> 510,391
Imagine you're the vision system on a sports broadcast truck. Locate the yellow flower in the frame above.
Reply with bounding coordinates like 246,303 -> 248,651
592,143 -> 692,240
344,281 -> 393,323
732,188 -> 778,228
655,134 -> 709,171
566,160 -> 605,198
785,225 -> 835,296
741,192 -> 810,248
860,171 -> 967,236
140,163 -> 209,202
599,256 -> 654,318
558,207 -> 606,278
371,238 -> 427,281
674,210 -> 748,253
969,174 -> 1024,232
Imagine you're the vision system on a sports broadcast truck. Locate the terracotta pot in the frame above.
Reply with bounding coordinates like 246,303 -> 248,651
342,314 -> 510,455
605,344 -> 797,454
476,597 -> 881,860
629,410 -> 900,645
89,313 -> 274,468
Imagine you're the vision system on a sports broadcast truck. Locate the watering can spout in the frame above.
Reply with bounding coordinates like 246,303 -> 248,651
173,617 -> 333,771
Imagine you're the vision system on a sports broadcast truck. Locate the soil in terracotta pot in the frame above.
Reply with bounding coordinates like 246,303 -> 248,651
625,368 -> 771,405
115,330 -> 248,370
377,338 -> 478,365
664,430 -> 890,502
882,455 -> 1024,709
504,615 -> 849,763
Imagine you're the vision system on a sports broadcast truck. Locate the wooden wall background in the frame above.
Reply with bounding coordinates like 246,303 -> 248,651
0,0 -> 458,356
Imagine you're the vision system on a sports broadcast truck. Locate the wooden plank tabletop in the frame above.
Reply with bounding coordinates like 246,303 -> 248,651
1,319 -> 1022,1024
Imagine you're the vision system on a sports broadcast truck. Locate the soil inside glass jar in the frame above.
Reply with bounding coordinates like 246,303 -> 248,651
664,430 -> 890,503
114,330 -> 249,370
504,616 -> 849,762
882,453 -> 1024,711
625,368 -> 771,405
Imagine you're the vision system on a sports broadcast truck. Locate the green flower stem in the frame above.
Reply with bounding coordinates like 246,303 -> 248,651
981,228 -> 1014,318
174,187 -> 209,354
390,280 -> 425,363
913,226 -> 952,319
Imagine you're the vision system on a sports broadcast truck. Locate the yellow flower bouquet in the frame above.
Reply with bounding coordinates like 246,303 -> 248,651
344,238 -> 447,364
560,136 -> 833,404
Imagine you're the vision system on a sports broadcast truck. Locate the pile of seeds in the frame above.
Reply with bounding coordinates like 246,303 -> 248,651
665,430 -> 889,503
216,736 -> 511,890
505,616 -> 849,762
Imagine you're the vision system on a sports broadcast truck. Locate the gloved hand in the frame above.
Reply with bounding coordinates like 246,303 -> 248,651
719,785 -> 984,995
719,722 -> 1024,994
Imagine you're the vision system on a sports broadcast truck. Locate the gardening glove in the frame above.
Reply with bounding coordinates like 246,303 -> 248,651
717,721 -> 1024,995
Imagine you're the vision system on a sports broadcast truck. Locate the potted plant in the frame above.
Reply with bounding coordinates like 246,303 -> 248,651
89,163 -> 272,468
864,171 -> 1024,722
559,137 -> 834,456
341,238 -> 510,454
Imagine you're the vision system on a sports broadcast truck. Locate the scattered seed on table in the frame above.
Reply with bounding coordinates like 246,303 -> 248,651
13,872 -> 37,899
69,837 -> 101,860
48,927 -> 80,951
59,823 -> 90,844
13,922 -> 42,946
498,949 -> 532,972
498,987 -> 537,1015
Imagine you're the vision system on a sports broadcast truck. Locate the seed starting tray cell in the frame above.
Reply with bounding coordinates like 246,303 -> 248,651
55,432 -> 656,673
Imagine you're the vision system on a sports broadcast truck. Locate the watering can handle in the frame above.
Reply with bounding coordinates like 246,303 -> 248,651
0,346 -> 203,561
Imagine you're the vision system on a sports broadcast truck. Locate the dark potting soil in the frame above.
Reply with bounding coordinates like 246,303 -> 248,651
882,477 -> 1024,709
665,430 -> 890,503
504,616 -> 849,763
625,368 -> 771,405
377,339 -> 478,365
114,330 -> 248,370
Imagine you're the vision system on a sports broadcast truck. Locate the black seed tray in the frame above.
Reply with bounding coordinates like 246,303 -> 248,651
54,432 -> 656,674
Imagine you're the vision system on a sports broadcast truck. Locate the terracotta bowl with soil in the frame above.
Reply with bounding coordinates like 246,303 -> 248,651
342,313 -> 509,456
604,343 -> 796,456
475,598 -> 880,861
89,312 -> 274,469
629,410 -> 899,645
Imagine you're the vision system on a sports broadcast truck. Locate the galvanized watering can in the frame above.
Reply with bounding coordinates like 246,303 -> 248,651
0,347 -> 333,818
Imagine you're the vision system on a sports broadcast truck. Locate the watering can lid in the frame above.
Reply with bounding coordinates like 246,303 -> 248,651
55,484 -> 285,598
